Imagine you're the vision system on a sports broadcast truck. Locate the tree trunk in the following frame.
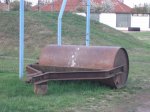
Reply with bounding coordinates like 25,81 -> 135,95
5,0 -> 10,11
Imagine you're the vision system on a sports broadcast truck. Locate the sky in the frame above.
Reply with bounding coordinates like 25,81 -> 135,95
124,0 -> 150,7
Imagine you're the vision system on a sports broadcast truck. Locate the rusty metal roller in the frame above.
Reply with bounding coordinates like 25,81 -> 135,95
38,45 -> 129,89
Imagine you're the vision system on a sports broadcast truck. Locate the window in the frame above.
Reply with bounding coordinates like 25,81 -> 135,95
116,14 -> 131,27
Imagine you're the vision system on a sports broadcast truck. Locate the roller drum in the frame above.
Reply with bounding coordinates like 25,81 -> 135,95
38,45 -> 129,88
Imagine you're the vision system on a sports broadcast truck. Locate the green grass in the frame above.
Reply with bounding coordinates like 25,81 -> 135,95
0,11 -> 150,111
129,32 -> 150,46
0,73 -> 112,112
0,11 -> 146,51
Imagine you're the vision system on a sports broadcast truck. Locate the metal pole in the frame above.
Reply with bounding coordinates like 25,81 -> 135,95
86,0 -> 91,46
19,0 -> 24,79
57,0 -> 67,46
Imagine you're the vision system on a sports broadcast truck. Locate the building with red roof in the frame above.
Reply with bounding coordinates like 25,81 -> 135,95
32,0 -> 133,13
32,0 -> 82,12
32,0 -> 150,31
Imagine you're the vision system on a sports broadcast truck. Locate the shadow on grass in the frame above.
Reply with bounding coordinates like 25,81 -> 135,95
0,73 -> 112,97
47,80 -> 111,96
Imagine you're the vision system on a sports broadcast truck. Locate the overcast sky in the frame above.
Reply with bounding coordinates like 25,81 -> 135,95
124,0 -> 150,7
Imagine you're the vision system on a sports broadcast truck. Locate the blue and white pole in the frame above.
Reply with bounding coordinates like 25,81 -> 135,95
19,0 -> 24,79
58,0 -> 67,46
86,0 -> 91,46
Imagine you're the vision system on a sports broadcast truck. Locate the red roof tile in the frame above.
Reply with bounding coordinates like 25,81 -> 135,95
32,0 -> 81,12
112,0 -> 133,13
40,0 -> 83,12
92,0 -> 132,13
32,0 -> 132,13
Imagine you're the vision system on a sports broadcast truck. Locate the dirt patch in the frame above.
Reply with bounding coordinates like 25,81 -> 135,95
115,91 -> 150,112
135,92 -> 150,112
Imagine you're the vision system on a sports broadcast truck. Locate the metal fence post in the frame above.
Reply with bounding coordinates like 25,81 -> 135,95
86,0 -> 91,46
58,0 -> 67,46
19,0 -> 24,79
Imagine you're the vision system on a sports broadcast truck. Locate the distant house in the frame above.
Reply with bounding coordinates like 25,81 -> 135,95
97,0 -> 150,31
0,3 -> 9,11
32,0 -> 132,13
32,0 -> 83,12
32,0 -> 150,31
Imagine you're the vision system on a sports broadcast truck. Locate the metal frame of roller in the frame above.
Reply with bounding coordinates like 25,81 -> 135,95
26,45 -> 129,95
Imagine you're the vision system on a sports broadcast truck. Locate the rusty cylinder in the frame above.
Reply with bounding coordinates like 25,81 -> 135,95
38,45 -> 129,88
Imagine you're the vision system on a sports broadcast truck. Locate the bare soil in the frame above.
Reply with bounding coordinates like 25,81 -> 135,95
114,91 -> 150,112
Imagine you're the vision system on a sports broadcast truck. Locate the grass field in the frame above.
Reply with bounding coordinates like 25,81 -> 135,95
0,11 -> 150,112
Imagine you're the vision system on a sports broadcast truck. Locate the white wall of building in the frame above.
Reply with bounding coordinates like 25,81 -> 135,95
76,13 -> 86,17
99,13 -> 150,31
76,13 -> 150,31
99,13 -> 116,28
131,15 -> 150,30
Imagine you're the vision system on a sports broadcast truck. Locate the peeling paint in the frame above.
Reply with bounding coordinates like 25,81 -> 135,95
71,59 -> 76,67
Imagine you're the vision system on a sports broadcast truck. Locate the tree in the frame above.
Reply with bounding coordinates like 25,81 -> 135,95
5,0 -> 10,5
133,3 -> 150,13
4,0 -> 10,11
37,0 -> 44,11
77,0 -> 115,13
25,1 -> 32,11
101,0 -> 114,12
10,0 -> 32,11
91,0 -> 114,13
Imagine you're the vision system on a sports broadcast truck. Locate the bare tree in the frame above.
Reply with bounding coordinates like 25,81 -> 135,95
10,0 -> 32,11
133,3 -> 150,13
101,0 -> 114,12
5,0 -> 9,4
77,0 -> 115,13
51,0 -> 54,12
37,0 -> 40,11
37,0 -> 45,11
91,0 -> 114,13
5,0 -> 10,11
